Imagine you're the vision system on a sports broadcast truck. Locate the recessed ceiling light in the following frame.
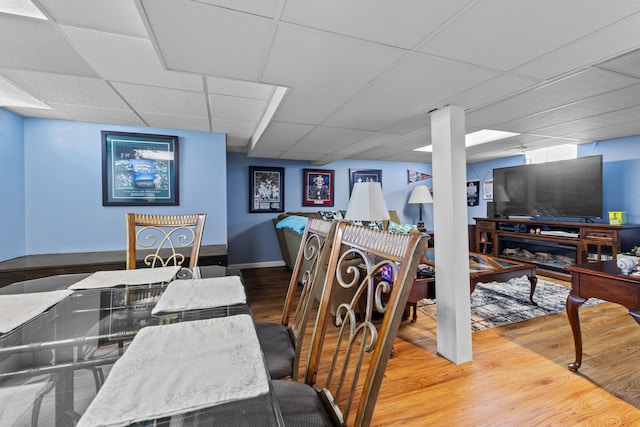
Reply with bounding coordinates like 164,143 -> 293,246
413,129 -> 520,152
0,0 -> 47,20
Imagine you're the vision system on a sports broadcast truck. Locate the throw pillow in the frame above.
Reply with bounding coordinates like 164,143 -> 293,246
318,210 -> 344,221
388,221 -> 417,234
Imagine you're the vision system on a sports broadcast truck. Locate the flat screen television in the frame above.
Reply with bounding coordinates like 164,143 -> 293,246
492,155 -> 603,219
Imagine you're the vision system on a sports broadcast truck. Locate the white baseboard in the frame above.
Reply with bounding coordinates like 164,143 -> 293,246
228,260 -> 286,270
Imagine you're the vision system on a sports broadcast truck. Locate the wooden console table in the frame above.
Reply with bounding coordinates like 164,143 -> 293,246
566,260 -> 640,371
474,217 -> 640,279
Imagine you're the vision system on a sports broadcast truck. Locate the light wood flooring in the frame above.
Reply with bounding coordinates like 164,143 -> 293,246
242,266 -> 640,427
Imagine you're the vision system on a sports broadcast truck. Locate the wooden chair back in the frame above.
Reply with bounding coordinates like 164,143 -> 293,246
126,213 -> 207,269
281,218 -> 337,380
305,221 -> 429,426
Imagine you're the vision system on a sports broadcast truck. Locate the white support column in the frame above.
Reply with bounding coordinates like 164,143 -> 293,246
430,105 -> 472,364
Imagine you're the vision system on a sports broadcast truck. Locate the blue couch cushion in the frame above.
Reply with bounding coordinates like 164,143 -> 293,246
276,215 -> 308,234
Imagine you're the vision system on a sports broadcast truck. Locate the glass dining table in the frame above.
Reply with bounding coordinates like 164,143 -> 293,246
0,266 -> 284,427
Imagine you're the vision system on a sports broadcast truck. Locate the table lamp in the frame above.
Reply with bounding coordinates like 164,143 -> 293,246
345,182 -> 390,221
408,185 -> 433,232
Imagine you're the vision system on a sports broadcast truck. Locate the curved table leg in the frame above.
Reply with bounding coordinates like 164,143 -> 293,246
528,275 -> 538,304
629,310 -> 640,325
566,293 -> 587,372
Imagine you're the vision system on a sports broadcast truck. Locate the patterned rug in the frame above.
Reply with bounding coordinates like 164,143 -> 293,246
418,275 -> 605,332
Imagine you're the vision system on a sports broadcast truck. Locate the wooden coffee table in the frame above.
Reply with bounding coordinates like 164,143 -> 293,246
421,252 -> 538,303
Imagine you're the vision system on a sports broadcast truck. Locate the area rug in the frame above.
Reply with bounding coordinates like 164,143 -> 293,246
418,276 -> 605,332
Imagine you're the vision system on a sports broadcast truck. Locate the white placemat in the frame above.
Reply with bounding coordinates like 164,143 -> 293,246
68,266 -> 181,290
77,314 -> 269,427
0,290 -> 73,334
151,276 -> 246,315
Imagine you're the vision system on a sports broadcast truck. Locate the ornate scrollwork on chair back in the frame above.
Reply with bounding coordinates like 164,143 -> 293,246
126,213 -> 207,270
305,221 -> 429,427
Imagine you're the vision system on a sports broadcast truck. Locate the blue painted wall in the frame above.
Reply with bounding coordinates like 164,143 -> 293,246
578,137 -> 640,224
2,107 -> 640,266
0,113 -> 227,260
226,153 -> 434,265
0,109 -> 26,260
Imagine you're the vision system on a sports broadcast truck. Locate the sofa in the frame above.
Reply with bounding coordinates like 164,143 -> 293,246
273,210 -> 404,270
273,210 -> 421,316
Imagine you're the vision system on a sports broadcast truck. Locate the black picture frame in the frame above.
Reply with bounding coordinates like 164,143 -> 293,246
349,169 -> 382,194
102,131 -> 179,206
467,180 -> 480,207
249,166 -> 285,213
303,168 -> 335,207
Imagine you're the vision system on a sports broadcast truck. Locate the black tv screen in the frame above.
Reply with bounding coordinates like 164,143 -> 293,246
492,155 -> 603,219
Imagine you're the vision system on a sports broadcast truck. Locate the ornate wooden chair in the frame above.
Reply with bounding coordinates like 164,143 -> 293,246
272,222 -> 429,426
126,213 -> 206,269
256,218 -> 337,380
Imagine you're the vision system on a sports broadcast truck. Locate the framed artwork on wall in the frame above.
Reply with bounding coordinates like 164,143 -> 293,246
303,168 -> 335,207
349,169 -> 382,194
249,166 -> 285,213
102,131 -> 179,206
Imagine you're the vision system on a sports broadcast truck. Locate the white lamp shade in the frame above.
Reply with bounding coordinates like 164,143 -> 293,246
345,182 -> 390,221
408,185 -> 433,204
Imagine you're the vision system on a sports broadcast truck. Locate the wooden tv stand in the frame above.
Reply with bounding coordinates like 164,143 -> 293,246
474,217 -> 640,279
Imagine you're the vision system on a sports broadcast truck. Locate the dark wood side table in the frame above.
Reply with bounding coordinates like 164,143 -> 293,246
406,277 -> 435,322
566,260 -> 640,371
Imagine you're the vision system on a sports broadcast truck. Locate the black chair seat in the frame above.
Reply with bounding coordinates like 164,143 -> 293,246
272,380 -> 334,426
254,321 -> 295,379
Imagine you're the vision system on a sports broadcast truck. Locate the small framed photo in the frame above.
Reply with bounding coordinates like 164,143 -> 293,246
349,169 -> 382,194
249,166 -> 284,213
102,131 -> 179,206
303,169 -> 334,206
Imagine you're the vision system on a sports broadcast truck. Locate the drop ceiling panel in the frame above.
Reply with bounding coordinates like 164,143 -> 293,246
350,147 -> 405,161
209,94 -> 266,122
139,112 -> 211,132
264,25 -> 404,124
0,69 -> 129,108
46,103 -> 145,127
226,135 -> 246,150
211,119 -> 256,137
331,132 -> 402,157
378,128 -> 432,151
4,105 -> 68,119
566,121 -> 640,141
383,150 -> 432,163
325,55 -> 497,131
381,114 -> 429,134
533,105 -> 640,136
0,76 -> 50,108
514,13 -> 640,80
278,151 -> 327,161
60,27 -> 203,91
446,75 -> 537,111
466,68 -> 640,129
292,126 -> 374,154
112,82 -> 207,116
253,122 -> 315,151
206,76 -> 274,100
596,47 -> 640,79
494,83 -> 640,133
139,0 -> 275,81
281,0 -> 473,49
246,148 -> 287,159
0,14 -> 97,77
417,0 -> 640,73
195,0 -> 281,18
35,0 -> 148,38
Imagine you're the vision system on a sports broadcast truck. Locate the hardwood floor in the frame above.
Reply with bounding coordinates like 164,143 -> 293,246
242,266 -> 640,426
